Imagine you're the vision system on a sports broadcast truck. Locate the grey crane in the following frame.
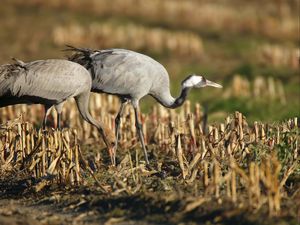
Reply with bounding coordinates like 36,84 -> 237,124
66,46 -> 222,165
0,58 -> 115,162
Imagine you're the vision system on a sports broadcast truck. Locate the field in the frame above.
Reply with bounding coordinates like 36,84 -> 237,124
0,0 -> 299,224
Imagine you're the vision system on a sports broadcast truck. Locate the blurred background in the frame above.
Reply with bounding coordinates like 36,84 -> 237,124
0,0 -> 299,123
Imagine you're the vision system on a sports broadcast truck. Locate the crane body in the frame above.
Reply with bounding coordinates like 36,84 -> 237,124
67,46 -> 223,165
0,59 -> 115,163
1,60 -> 88,109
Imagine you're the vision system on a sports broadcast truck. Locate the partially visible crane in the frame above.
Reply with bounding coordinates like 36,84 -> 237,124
66,46 -> 222,165
0,58 -> 115,163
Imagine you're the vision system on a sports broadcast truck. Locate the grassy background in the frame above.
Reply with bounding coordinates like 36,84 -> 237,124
0,0 -> 299,123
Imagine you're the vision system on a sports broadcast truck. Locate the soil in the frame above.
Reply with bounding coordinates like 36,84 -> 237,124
0,142 -> 299,225
0,164 -> 299,225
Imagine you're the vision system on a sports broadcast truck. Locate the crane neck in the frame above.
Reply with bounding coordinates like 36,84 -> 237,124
169,86 -> 191,109
152,85 -> 191,109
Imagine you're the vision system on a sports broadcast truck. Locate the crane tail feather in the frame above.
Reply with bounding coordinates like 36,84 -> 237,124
64,45 -> 95,64
63,45 -> 94,55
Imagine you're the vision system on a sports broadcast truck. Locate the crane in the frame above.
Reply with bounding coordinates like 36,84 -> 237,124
0,58 -> 115,163
66,46 -> 223,165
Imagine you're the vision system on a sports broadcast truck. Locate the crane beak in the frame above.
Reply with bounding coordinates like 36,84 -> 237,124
205,79 -> 223,88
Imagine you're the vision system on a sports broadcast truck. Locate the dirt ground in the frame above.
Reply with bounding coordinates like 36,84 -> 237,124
0,137 -> 299,225
0,164 -> 299,225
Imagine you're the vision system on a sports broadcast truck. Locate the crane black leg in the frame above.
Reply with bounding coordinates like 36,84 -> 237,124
43,105 -> 51,130
57,113 -> 61,130
75,92 -> 116,166
115,99 -> 127,148
55,103 -> 64,130
132,105 -> 150,165
113,99 -> 127,165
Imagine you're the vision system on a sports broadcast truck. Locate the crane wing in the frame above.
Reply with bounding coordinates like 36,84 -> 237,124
0,63 -> 24,96
67,47 -> 168,97
11,60 -> 90,102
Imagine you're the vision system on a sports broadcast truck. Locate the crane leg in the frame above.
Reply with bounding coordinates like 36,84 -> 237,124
75,92 -> 116,166
43,105 -> 52,130
132,104 -> 150,165
113,98 -> 127,165
55,103 -> 64,130
115,99 -> 127,148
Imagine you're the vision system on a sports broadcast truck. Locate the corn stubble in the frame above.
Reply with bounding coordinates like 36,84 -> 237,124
0,119 -> 97,192
0,96 -> 298,216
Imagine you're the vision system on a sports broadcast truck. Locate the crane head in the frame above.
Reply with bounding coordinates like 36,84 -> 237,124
182,75 -> 222,89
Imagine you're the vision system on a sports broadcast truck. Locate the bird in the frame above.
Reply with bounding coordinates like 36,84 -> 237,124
65,46 -> 223,165
0,58 -> 115,163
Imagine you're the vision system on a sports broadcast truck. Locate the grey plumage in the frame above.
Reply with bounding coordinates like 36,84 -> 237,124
66,46 -> 222,165
1,60 -> 87,104
0,59 -> 115,161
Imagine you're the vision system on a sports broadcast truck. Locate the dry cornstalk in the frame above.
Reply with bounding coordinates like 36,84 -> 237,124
203,161 -> 209,188
231,170 -> 237,203
176,135 -> 187,179
213,160 -> 220,198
